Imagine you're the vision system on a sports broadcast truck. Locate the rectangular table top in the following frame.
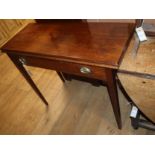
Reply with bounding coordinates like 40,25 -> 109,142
1,21 -> 135,68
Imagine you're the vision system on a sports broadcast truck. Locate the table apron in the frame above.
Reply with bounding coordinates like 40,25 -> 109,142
13,54 -> 108,81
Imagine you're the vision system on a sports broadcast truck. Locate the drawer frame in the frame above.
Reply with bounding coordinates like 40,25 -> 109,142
7,52 -> 122,129
17,54 -> 107,81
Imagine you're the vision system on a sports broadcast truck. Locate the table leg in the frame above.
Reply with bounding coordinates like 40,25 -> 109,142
106,69 -> 122,129
7,54 -> 48,106
56,71 -> 65,82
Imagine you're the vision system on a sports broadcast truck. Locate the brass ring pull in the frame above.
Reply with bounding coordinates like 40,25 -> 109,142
80,67 -> 91,74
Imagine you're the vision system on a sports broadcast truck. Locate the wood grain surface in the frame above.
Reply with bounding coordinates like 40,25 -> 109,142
119,36 -> 155,76
118,35 -> 155,123
0,19 -> 34,48
2,22 -> 135,68
1,21 -> 135,129
118,73 -> 155,123
0,53 -> 154,134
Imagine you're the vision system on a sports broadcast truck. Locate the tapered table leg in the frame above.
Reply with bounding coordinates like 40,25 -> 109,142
56,71 -> 65,82
106,69 -> 122,129
8,54 -> 48,106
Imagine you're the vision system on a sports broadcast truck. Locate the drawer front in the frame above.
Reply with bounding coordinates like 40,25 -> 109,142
18,55 -> 107,81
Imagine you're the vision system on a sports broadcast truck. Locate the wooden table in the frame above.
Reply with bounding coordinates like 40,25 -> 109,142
1,21 -> 135,129
118,36 -> 155,124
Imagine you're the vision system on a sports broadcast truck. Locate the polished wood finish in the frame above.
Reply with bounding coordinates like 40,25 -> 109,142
1,21 -> 135,129
0,19 -> 34,48
8,54 -> 107,81
7,53 -> 49,106
106,70 -> 121,128
1,53 -> 155,134
2,22 -> 134,68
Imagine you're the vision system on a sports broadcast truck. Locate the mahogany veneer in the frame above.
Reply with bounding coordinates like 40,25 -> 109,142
1,21 -> 135,129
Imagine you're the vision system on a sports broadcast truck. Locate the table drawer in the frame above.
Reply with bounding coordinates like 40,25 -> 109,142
18,55 -> 107,81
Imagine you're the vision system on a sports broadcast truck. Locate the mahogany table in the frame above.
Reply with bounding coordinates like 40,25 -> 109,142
1,21 -> 135,129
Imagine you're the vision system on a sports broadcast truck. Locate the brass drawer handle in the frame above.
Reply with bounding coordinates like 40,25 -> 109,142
80,67 -> 91,74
